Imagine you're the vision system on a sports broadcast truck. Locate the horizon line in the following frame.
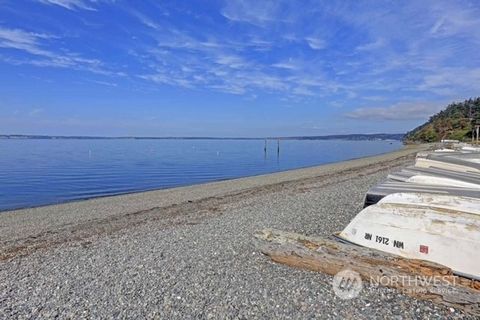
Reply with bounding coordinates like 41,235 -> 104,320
0,133 -> 405,140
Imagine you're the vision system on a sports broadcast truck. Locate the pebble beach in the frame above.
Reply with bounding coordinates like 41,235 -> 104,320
0,145 -> 473,319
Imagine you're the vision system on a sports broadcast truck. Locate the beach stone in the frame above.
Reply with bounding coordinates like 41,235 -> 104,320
0,150 -> 475,319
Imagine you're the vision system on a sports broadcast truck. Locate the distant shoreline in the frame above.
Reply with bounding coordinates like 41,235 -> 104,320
0,133 -> 405,141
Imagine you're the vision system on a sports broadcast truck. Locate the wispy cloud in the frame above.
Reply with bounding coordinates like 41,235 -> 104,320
2,0 -> 480,104
345,102 -> 444,121
292,86 -> 315,96
37,0 -> 97,11
427,2 -> 480,41
419,67 -> 480,96
305,37 -> 326,50
0,28 -> 55,57
129,9 -> 162,30
355,38 -> 385,51
221,0 -> 281,26
28,108 -> 44,116
215,54 -> 249,69
272,61 -> 298,70
89,79 -> 118,87
0,27 -> 115,75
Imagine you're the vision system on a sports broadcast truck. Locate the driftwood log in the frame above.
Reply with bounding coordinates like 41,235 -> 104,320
255,228 -> 480,316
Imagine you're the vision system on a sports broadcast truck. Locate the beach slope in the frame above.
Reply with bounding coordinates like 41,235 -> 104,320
2,144 -> 468,318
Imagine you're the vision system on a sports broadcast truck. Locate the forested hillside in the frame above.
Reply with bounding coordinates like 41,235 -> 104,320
404,98 -> 480,143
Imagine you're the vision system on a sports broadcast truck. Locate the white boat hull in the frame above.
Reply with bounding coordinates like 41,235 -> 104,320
378,193 -> 480,215
388,167 -> 480,187
364,180 -> 480,206
405,175 -> 480,189
415,157 -> 480,173
339,193 -> 480,279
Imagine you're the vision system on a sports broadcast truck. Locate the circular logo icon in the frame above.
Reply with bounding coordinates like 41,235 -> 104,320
332,269 -> 363,299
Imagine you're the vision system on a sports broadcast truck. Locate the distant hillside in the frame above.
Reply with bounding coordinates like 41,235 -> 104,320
404,97 -> 480,143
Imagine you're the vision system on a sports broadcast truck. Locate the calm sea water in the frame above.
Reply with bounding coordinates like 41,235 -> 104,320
0,139 -> 402,211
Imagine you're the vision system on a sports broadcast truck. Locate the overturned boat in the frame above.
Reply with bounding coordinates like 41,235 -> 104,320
339,193 -> 480,280
433,148 -> 456,153
387,166 -> 480,189
378,192 -> 480,215
364,180 -> 480,207
415,152 -> 480,174
463,146 -> 480,152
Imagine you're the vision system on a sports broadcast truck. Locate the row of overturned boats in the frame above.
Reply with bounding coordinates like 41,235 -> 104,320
338,143 -> 480,280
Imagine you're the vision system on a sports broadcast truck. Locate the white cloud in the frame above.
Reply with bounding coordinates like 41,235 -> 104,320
271,61 -> 297,70
215,54 -> 249,69
208,84 -> 246,95
221,0 -> 281,26
427,3 -> 480,40
0,28 -> 53,57
28,108 -> 44,116
90,79 -> 118,87
419,67 -> 480,95
345,102 -> 444,121
362,96 -> 387,102
305,37 -> 326,50
3,0 -> 479,104
356,38 -> 385,51
129,9 -> 162,30
292,86 -> 315,96
38,0 -> 97,11
0,27 -> 113,75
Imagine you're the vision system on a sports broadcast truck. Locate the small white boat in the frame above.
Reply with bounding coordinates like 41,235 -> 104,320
405,175 -> 480,188
364,180 -> 480,206
388,168 -> 480,189
339,193 -> 480,280
396,165 -> 480,181
377,192 -> 480,215
464,158 -> 480,164
415,157 -> 480,173
416,151 -> 466,159
462,146 -> 480,152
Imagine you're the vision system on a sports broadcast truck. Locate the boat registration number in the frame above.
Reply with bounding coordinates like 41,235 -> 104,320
364,232 -> 404,249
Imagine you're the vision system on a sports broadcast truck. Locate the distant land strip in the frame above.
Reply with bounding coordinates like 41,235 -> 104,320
0,133 -> 405,141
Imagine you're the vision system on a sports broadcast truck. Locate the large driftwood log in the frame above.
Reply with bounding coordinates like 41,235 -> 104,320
255,228 -> 480,315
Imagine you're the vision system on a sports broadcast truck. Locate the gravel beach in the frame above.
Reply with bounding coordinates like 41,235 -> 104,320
0,145 -> 473,319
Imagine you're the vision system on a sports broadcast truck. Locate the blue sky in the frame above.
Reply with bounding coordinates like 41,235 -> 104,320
0,0 -> 479,137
